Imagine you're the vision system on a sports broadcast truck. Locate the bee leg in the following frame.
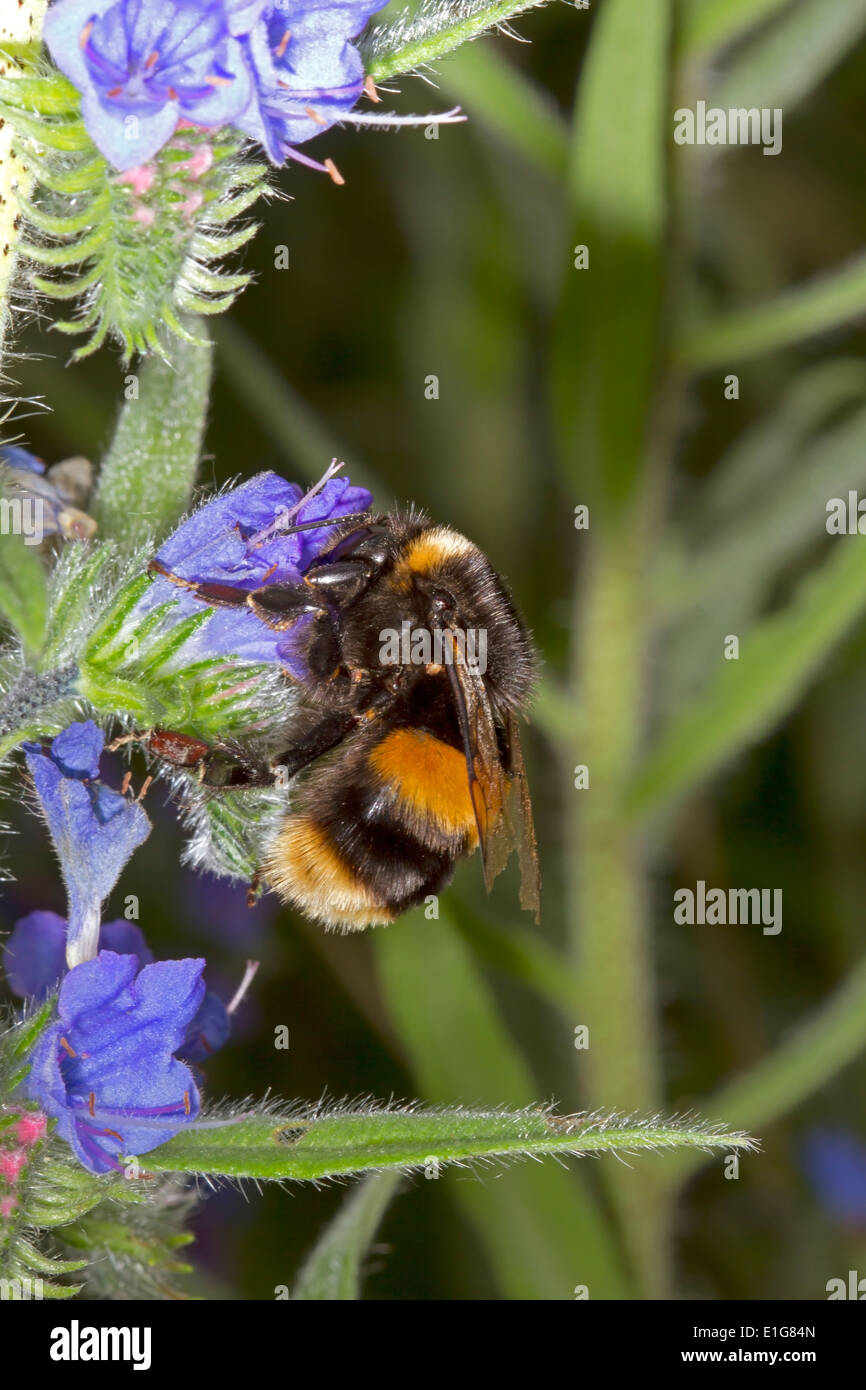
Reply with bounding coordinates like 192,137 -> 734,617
149,561 -> 322,631
270,709 -> 357,779
247,870 -> 262,908
301,558 -> 375,606
197,748 -> 276,789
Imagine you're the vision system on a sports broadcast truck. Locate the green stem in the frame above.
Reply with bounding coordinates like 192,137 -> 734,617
559,0 -> 676,1298
569,519 -> 671,1296
292,1171 -> 401,1300
365,0 -> 547,83
0,1 -> 47,366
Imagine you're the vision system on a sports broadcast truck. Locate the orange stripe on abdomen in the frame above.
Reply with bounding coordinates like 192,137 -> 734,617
369,728 -> 477,842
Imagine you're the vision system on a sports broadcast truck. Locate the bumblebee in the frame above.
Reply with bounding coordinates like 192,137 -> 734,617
148,509 -> 541,931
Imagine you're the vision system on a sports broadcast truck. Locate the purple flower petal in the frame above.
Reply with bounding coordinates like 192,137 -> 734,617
81,92 -> 180,171
43,0 -> 117,98
134,468 -> 372,677
4,911 -> 68,1001
179,989 -> 231,1063
4,913 -> 155,1000
50,719 -> 103,780
45,0 -> 257,170
0,445 -> 46,476
237,1 -> 387,163
26,951 -> 205,1173
802,1129 -> 866,1227
154,471 -> 305,587
25,724 -> 151,966
98,919 -> 155,969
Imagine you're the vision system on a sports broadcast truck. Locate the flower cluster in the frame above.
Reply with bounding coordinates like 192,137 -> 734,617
43,0 -> 461,175
10,720 -> 252,1172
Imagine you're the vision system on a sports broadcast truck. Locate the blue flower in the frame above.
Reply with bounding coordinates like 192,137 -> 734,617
43,0 -> 462,176
26,951 -> 205,1173
138,466 -> 371,672
0,445 -> 96,543
24,722 -> 151,967
5,909 -> 234,1065
179,988 -> 231,1063
43,0 -> 263,170
4,911 -> 153,1000
802,1129 -> 866,1227
236,0 -> 387,170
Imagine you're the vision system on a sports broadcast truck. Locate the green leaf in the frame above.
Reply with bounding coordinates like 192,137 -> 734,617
8,83 -> 269,356
553,0 -> 671,511
552,0 -> 675,1297
657,375 -> 866,715
375,907 -> 631,1299
0,529 -> 46,659
629,536 -> 866,818
6,1000 -> 55,1059
178,779 -> 287,881
292,1172 -> 401,1300
685,360 -> 866,535
92,328 -> 212,549
681,0 -> 799,57
145,1100 -> 754,1180
362,0 -> 548,83
679,252 -> 866,372
39,541 -> 117,669
0,72 -> 80,116
712,0 -> 866,113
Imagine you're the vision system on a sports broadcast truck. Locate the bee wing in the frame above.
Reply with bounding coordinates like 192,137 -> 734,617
504,710 -> 542,924
445,645 -> 541,922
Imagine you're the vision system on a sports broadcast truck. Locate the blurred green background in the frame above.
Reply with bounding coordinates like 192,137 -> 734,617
7,0 -> 866,1298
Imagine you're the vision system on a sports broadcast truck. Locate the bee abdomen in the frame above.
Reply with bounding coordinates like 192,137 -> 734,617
263,809 -> 456,932
263,728 -> 478,931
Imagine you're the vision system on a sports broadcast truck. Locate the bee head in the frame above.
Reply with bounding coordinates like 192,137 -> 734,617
396,524 -> 537,712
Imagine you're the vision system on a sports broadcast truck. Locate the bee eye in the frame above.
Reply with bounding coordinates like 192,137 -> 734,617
430,587 -> 456,613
